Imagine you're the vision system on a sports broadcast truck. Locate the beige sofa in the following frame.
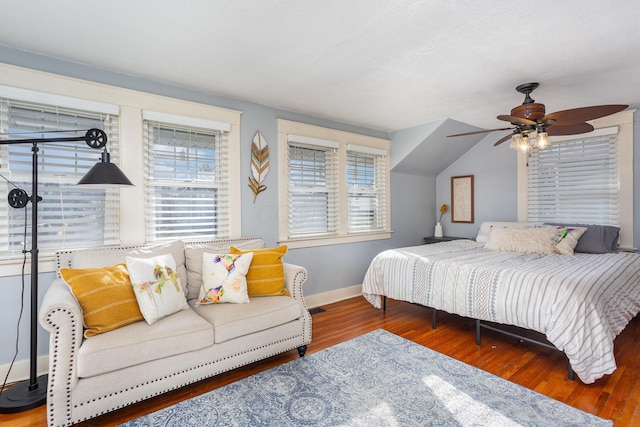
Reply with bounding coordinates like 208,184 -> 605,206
38,238 -> 311,427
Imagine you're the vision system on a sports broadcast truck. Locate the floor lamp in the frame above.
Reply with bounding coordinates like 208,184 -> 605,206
0,128 -> 132,413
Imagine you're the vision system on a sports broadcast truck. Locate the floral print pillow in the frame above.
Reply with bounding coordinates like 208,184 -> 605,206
126,253 -> 189,325
554,226 -> 588,256
197,252 -> 254,305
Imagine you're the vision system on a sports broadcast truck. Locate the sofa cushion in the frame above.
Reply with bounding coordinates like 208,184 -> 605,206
191,296 -> 302,344
197,252 -> 253,305
229,246 -> 289,296
126,253 -> 189,325
77,308 -> 213,378
185,239 -> 265,300
60,264 -> 143,337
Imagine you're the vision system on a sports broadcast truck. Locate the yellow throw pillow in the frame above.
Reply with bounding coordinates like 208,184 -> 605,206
60,264 -> 143,337
229,246 -> 289,296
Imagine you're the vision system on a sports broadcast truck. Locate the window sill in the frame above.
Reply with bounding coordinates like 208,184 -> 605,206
0,256 -> 57,278
280,231 -> 392,249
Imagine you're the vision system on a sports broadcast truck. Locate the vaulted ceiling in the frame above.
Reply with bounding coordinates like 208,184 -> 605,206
1,1 -> 639,135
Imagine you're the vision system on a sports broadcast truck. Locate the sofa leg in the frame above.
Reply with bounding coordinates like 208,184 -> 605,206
297,345 -> 307,357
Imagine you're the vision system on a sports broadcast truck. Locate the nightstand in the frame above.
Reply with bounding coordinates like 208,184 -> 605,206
424,236 -> 467,244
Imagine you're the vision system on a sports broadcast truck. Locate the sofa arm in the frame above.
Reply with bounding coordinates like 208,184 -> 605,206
283,263 -> 307,301
283,263 -> 312,347
39,278 -> 84,425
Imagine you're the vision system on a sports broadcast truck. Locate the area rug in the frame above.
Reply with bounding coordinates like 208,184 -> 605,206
120,329 -> 611,426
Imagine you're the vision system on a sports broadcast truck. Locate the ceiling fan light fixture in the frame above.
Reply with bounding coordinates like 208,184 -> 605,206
520,134 -> 531,152
509,133 -> 523,150
535,131 -> 549,150
510,133 -> 531,153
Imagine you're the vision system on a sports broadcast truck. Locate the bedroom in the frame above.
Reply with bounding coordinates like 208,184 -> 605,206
0,1 -> 639,425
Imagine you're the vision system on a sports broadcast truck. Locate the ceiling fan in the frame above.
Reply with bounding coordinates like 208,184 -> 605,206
447,82 -> 628,151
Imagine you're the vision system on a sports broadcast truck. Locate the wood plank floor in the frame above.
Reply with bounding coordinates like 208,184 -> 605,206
2,296 -> 639,426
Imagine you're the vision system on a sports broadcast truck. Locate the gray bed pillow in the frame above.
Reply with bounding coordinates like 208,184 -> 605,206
544,223 -> 620,253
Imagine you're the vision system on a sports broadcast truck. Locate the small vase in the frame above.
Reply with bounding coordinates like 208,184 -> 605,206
434,221 -> 443,238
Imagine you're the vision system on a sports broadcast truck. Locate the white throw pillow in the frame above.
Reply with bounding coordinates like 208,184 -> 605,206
484,226 -> 557,255
553,226 -> 588,256
197,252 -> 254,305
126,253 -> 189,325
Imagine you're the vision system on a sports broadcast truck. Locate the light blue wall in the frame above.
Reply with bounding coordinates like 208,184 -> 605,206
437,105 -> 640,250
435,133 -> 519,238
0,48 -> 436,367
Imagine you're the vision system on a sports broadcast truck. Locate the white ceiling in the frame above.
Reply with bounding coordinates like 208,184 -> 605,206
1,1 -> 639,133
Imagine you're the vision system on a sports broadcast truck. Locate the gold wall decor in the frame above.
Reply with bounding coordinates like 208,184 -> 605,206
248,131 -> 270,203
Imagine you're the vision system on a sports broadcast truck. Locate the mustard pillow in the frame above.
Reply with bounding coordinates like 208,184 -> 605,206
60,264 -> 143,337
229,246 -> 289,296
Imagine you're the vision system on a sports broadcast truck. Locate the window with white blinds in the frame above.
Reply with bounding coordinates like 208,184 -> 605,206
0,97 -> 121,260
287,142 -> 339,238
347,145 -> 387,233
143,117 -> 230,242
527,128 -> 619,225
279,120 -> 391,247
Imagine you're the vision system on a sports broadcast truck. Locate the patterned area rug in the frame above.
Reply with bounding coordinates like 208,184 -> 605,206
120,329 -> 611,426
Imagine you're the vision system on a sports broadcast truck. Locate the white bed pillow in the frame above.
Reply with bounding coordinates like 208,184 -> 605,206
475,222 -> 540,244
484,226 -> 557,255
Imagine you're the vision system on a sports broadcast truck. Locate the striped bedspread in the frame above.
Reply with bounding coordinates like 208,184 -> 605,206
362,239 -> 640,383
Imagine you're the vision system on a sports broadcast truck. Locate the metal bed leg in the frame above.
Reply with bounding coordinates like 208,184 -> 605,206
568,363 -> 575,381
382,296 -> 386,311
476,319 -> 481,345
432,308 -> 437,329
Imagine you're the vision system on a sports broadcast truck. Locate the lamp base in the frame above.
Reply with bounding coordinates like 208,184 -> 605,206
0,375 -> 47,413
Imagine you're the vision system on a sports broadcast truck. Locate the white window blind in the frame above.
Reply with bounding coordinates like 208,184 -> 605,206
287,142 -> 339,238
0,98 -> 121,260
143,119 -> 230,242
347,147 -> 387,233
527,129 -> 619,225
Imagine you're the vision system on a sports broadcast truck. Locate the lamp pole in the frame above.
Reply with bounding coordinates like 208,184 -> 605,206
0,129 -> 131,413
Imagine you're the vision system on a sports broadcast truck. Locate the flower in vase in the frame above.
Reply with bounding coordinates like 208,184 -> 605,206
438,204 -> 448,222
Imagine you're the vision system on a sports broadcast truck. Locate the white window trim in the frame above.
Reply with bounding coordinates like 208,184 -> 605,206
0,62 -> 242,276
277,119 -> 391,249
517,109 -> 636,250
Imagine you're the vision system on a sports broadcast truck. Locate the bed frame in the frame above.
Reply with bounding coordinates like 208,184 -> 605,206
382,295 -> 575,380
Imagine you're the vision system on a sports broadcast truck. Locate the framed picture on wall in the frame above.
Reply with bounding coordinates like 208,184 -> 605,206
451,175 -> 474,223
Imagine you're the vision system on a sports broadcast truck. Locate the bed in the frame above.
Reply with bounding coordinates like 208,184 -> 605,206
361,222 -> 640,384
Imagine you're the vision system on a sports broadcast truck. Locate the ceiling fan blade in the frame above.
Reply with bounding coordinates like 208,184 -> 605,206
493,134 -> 514,146
546,122 -> 594,136
497,115 -> 536,126
447,127 -> 511,137
542,104 -> 628,125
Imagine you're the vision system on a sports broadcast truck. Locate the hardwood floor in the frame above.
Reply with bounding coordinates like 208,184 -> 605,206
2,296 -> 639,426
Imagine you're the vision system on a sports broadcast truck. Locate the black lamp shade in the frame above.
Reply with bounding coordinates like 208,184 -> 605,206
77,151 -> 133,186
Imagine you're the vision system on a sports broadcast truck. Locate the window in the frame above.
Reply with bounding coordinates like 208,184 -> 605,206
518,109 -> 635,249
287,140 -> 340,237
143,112 -> 231,242
527,128 -> 618,225
278,120 -> 390,248
347,145 -> 388,233
0,90 -> 121,260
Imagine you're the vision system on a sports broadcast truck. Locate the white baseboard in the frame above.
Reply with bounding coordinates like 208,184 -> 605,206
0,355 -> 49,385
1,286 -> 363,384
304,284 -> 362,308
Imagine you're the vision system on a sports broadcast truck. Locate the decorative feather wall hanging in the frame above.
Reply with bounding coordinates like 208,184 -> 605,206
248,130 -> 269,203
